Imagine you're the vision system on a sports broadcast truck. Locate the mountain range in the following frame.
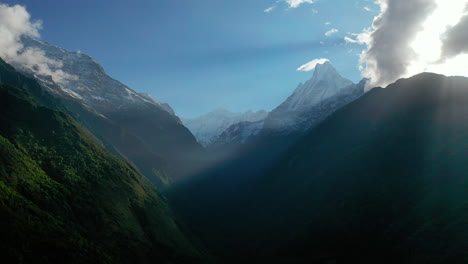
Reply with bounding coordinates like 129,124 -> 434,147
184,62 -> 365,148
2,35 -> 468,264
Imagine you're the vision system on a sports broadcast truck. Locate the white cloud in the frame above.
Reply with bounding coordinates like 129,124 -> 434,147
325,22 -> 331,25
264,6 -> 276,13
349,0 -> 468,89
344,36 -> 359,43
344,32 -> 367,43
297,58 -> 330,72
264,0 -> 315,13
363,6 -> 371,12
286,0 -> 314,8
0,3 -> 76,84
325,28 -> 338,37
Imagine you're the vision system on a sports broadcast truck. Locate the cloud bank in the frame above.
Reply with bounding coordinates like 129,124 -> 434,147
297,58 -> 329,72
348,0 -> 468,89
440,10 -> 468,61
0,3 -> 76,84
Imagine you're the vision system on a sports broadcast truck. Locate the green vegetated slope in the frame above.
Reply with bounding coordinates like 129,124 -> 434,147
0,57 -> 194,189
0,70 -> 207,263
241,73 -> 468,263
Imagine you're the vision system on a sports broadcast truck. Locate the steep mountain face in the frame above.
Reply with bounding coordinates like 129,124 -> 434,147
17,37 -> 171,114
262,62 -> 365,134
174,73 -> 468,263
11,38 -> 203,188
182,109 -> 268,146
0,60 -> 208,263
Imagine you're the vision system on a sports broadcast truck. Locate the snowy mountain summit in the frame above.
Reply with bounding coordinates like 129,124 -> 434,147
8,37 -> 203,188
15,37 -> 176,118
185,62 -> 365,147
262,62 -> 364,134
283,62 -> 354,111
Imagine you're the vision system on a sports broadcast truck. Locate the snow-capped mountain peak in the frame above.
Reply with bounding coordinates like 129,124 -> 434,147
262,62 -> 364,133
312,61 -> 341,80
14,37 -> 177,118
283,62 -> 354,112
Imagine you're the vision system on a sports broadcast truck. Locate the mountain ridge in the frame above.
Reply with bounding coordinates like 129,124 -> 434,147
171,72 -> 468,263
0,59 -> 209,263
10,37 -> 204,188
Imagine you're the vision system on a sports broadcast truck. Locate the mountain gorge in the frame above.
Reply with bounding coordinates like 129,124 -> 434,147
2,34 -> 468,264
2,1 -> 468,263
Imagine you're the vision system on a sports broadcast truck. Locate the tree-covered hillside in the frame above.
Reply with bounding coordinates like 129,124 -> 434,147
0,65 -> 208,263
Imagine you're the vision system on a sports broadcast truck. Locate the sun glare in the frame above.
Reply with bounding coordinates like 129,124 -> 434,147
409,0 -> 468,77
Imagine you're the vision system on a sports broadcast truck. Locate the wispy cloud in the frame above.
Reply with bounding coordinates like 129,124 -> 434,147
264,6 -> 276,13
344,36 -> 359,43
297,58 -> 330,71
286,0 -> 315,8
264,0 -> 315,12
363,6 -> 372,12
344,32 -> 364,43
0,3 -> 76,84
325,28 -> 339,37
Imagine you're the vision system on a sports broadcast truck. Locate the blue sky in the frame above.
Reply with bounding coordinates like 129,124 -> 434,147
4,0 -> 377,117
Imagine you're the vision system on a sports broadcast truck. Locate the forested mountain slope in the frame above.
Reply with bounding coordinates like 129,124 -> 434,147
0,59 -> 208,264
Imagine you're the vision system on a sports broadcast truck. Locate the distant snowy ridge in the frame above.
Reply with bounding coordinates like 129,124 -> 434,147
213,120 -> 265,146
182,109 -> 268,146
